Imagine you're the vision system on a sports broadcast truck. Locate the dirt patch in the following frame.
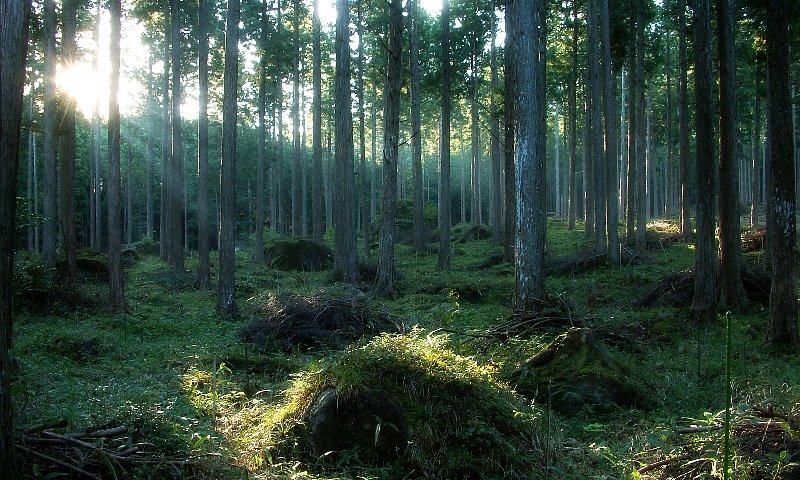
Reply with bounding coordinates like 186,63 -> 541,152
266,238 -> 333,271
239,288 -> 400,350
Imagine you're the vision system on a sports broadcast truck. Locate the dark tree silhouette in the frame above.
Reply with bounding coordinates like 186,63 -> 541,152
108,0 -> 126,311
218,0 -> 240,318
438,0 -> 452,269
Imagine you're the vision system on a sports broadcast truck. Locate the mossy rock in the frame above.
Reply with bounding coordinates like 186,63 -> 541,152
46,334 -> 104,361
121,248 -> 139,268
513,328 -> 641,414
74,248 -> 109,278
266,238 -> 332,271
452,223 -> 493,243
268,332 -> 543,477
306,388 -> 409,463
132,235 -> 159,255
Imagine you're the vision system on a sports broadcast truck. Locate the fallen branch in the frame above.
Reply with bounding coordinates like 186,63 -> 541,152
15,444 -> 102,480
673,425 -> 722,434
637,452 -> 695,474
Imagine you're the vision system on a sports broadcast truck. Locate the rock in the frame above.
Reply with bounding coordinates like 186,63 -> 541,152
306,388 -> 408,463
513,328 -> 641,414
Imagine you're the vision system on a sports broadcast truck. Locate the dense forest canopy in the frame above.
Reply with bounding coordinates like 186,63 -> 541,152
1,0 -> 800,477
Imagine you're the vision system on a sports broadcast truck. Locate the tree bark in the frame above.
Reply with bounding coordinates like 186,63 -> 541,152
503,1 -> 517,262
438,0 -> 452,269
312,0 -> 324,242
512,0 -> 546,311
567,0 -> 578,230
751,60 -> 762,226
376,0 -> 403,297
600,0 -> 619,264
678,0 -> 692,239
160,16 -> 171,259
59,0 -> 78,284
634,0 -> 646,250
218,0 -> 240,318
198,0 -> 211,286
42,0 -> 58,268
588,0 -> 605,252
357,0 -> 370,256
333,0 -> 358,282
292,0 -> 302,237
470,46 -> 481,225
691,0 -> 716,323
0,2 -> 31,474
716,0 -> 744,308
253,0 -> 267,264
411,0 -> 425,253
765,0 -> 798,346
93,10 -> 103,252
168,0 -> 184,272
490,2 -> 502,242
147,55 -> 155,240
108,0 -> 126,311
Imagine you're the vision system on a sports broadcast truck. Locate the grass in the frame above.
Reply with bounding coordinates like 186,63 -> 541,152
11,219 -> 800,479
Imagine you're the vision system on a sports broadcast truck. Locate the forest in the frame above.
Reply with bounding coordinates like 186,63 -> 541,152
1,0 -> 800,478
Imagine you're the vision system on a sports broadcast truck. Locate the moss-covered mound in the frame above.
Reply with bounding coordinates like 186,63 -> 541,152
260,332 -> 544,478
266,238 -> 333,271
452,223 -> 493,242
239,288 -> 399,350
513,328 -> 642,414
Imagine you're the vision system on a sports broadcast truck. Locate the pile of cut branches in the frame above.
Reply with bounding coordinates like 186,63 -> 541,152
476,294 -> 585,342
240,287 -> 402,350
635,404 -> 800,479
741,226 -> 766,253
17,420 -> 227,479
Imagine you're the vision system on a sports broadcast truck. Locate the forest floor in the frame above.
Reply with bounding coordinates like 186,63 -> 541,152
11,219 -> 800,479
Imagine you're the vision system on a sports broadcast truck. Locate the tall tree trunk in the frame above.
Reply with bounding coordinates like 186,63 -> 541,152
126,142 -> 133,245
147,55 -> 155,240
218,0 -> 240,318
716,0 -> 744,308
160,14 -> 171,260
490,2 -> 502,241
357,0 -> 370,256
292,0 -> 301,237
334,0 -> 358,281
588,0 -> 605,252
600,0 -> 619,264
470,46 -> 481,225
108,0 -> 126,311
0,2 -> 31,475
371,84 -> 378,224
169,0 -> 184,272
751,61 -> 762,226
197,0 -> 211,286
42,0 -> 58,268
376,0 -> 402,297
411,0 -> 425,253
438,0 -> 452,269
59,0 -> 78,283
567,0 -> 578,230
634,0 -> 646,250
513,0 -> 546,311
678,0 -> 692,239
27,97 -> 35,253
691,0 -> 716,323
93,9 -> 103,252
665,32 -> 674,217
312,0 -> 324,242
765,0 -> 798,346
503,2 -> 517,262
253,0 -> 267,263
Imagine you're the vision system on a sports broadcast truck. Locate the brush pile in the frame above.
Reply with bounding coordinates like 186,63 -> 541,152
240,287 -> 401,350
17,420 -> 226,479
636,404 -> 800,479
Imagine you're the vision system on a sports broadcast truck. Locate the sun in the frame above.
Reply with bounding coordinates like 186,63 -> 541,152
57,62 -> 103,120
